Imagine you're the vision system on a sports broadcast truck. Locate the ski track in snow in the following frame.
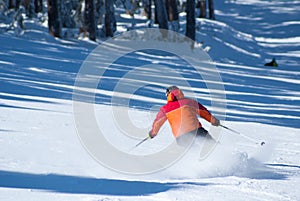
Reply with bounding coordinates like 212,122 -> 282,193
1,0 -> 300,200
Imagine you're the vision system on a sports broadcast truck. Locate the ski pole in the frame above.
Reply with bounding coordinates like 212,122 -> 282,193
133,136 -> 150,148
220,125 -> 265,146
128,136 -> 150,152
220,125 -> 240,135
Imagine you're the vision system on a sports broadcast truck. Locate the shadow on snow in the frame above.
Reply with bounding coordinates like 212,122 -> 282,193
1,27 -> 300,129
0,170 -> 208,196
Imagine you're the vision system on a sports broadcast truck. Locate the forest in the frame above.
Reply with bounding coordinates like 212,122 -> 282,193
0,0 -> 215,41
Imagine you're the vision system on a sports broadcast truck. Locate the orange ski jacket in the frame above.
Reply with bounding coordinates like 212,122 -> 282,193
150,90 -> 218,138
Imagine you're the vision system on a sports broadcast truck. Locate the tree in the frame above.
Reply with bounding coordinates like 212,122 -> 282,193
154,0 -> 168,30
95,0 -> 104,25
198,0 -> 206,18
166,0 -> 179,31
47,0 -> 62,38
24,0 -> 35,18
208,0 -> 215,20
84,0 -> 96,40
61,0 -> 76,28
34,0 -> 42,13
8,0 -> 15,9
143,0 -> 152,20
105,0 -> 116,37
185,0 -> 195,41
15,0 -> 21,9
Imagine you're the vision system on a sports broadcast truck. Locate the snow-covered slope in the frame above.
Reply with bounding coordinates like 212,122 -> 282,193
0,0 -> 300,200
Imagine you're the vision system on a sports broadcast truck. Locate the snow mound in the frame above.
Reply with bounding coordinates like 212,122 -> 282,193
162,138 -> 275,179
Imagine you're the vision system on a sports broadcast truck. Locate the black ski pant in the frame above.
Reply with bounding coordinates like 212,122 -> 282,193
176,127 -> 214,146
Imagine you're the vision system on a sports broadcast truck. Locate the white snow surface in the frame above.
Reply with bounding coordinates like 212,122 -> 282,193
1,0 -> 300,201
1,98 -> 300,201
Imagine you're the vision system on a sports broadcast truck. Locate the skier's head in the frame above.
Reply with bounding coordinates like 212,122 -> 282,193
166,86 -> 184,102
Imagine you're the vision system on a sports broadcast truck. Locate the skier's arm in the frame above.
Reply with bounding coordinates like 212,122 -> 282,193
149,109 -> 167,138
197,103 -> 220,126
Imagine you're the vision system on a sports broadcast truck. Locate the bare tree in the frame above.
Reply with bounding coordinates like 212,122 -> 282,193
24,0 -> 35,18
61,0 -> 75,29
16,0 -> 21,10
144,0 -> 152,20
34,0 -> 42,13
198,0 -> 206,18
8,0 -> 15,9
166,0 -> 179,31
154,0 -> 168,31
185,0 -> 195,41
208,0 -> 215,19
47,0 -> 62,37
84,0 -> 96,40
7,0 -> 20,9
105,0 -> 116,37
95,0 -> 104,25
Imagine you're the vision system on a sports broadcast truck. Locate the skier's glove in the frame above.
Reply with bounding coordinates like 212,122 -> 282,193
212,119 -> 220,127
148,130 -> 156,139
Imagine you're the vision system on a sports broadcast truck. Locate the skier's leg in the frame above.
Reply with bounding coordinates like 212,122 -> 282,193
196,127 -> 215,142
176,127 -> 213,146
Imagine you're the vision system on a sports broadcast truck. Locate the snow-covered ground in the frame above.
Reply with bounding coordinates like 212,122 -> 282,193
1,0 -> 300,200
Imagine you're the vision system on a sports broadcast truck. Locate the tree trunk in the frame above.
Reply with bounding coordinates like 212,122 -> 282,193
24,0 -> 35,18
9,0 -> 15,9
208,0 -> 215,20
35,0 -> 43,13
16,0 -> 22,9
85,0 -> 96,40
166,0 -> 178,21
95,0 -> 104,25
154,0 -> 168,30
105,0 -> 116,37
154,0 -> 158,24
199,0 -> 206,18
144,0 -> 152,20
47,0 -> 62,38
166,0 -> 179,32
185,0 -> 195,41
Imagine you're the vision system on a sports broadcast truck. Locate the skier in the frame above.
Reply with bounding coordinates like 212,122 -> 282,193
149,86 -> 220,145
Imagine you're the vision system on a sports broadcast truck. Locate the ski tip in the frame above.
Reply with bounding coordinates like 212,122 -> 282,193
260,141 -> 266,146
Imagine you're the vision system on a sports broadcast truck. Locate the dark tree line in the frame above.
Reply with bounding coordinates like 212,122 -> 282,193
2,0 -> 215,41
